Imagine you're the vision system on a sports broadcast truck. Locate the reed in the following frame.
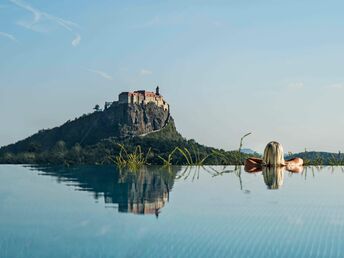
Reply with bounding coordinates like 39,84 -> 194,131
158,147 -> 178,166
211,132 -> 252,165
109,132 -> 251,167
328,152 -> 344,166
176,147 -> 210,166
108,144 -> 151,170
158,146 -> 211,166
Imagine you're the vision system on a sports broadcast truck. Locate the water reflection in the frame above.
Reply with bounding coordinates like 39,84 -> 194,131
28,165 -> 180,217
245,165 -> 303,190
263,166 -> 284,190
26,163 -> 317,218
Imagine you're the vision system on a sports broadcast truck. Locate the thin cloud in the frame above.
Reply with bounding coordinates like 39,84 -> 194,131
287,82 -> 304,90
0,32 -> 18,42
328,83 -> 344,89
86,68 -> 113,81
10,0 -> 80,46
10,0 -> 43,29
140,69 -> 153,76
72,34 -> 81,47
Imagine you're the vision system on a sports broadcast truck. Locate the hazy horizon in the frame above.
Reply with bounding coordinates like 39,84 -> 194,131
1,0 -> 344,153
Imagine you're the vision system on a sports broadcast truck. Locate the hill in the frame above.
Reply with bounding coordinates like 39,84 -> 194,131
0,100 -> 169,154
287,151 -> 344,165
0,89 -> 252,165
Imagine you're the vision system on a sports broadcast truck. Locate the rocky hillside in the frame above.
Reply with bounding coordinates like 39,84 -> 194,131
0,102 -> 170,154
0,99 -> 253,165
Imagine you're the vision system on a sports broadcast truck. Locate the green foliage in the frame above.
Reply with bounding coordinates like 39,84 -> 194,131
328,152 -> 344,166
93,104 -> 101,111
287,150 -> 344,166
108,144 -> 151,170
158,147 -> 178,166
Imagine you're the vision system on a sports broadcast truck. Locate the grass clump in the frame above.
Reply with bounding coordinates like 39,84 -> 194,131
158,147 -> 178,166
328,152 -> 344,166
176,147 -> 210,166
158,146 -> 211,166
108,144 -> 151,170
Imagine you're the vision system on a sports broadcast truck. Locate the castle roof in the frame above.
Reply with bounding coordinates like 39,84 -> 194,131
122,90 -> 162,97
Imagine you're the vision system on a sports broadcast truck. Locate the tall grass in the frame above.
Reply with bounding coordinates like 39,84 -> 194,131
158,146 -> 211,166
329,152 -> 344,166
158,147 -> 178,166
176,147 -> 210,166
108,144 -> 151,170
211,132 -> 252,165
110,132 -> 252,168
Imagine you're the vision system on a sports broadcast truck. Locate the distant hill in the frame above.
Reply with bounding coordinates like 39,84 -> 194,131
2,88 -> 338,166
287,151 -> 344,165
240,148 -> 259,155
0,90 -> 252,165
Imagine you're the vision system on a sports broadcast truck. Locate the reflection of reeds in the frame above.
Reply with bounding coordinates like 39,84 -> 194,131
176,165 -> 246,190
176,166 -> 201,181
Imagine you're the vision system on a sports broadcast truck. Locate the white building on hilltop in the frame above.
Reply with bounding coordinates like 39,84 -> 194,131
118,86 -> 169,111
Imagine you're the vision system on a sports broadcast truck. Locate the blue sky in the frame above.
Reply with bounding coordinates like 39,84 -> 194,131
1,0 -> 344,153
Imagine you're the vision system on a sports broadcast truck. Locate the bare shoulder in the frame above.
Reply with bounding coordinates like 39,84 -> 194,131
286,157 -> 304,166
245,157 -> 263,166
245,157 -> 263,173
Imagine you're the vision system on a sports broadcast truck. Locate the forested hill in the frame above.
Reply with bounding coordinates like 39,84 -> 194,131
0,101 -> 252,165
287,151 -> 344,165
0,101 -> 170,154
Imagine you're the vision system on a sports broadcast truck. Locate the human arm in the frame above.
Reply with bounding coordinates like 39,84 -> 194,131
244,157 -> 263,173
285,157 -> 304,173
285,157 -> 303,166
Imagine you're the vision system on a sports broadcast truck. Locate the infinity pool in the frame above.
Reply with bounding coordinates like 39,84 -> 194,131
1,165 -> 344,258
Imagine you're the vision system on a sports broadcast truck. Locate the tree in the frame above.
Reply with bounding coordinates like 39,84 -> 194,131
93,104 -> 101,111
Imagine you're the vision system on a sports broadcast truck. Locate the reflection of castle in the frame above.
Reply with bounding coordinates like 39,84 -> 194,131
106,166 -> 175,216
118,86 -> 170,111
121,191 -> 169,216
29,165 -> 179,216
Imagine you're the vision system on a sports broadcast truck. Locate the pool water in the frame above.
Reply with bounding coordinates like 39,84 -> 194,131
1,165 -> 344,258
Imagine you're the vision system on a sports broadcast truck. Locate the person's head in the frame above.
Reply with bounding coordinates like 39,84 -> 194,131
262,141 -> 285,166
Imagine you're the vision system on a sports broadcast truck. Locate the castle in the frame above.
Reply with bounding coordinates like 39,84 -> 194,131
118,86 -> 169,111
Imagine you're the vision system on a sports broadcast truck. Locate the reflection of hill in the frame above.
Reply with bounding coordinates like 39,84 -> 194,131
28,165 -> 180,216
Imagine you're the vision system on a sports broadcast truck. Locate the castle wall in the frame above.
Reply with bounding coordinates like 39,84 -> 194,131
132,94 -> 139,104
118,90 -> 170,112
138,94 -> 145,104
119,92 -> 130,103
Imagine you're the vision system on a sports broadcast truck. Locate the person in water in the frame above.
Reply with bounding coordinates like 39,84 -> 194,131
245,141 -> 303,173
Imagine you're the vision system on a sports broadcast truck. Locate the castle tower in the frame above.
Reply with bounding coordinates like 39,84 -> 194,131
156,86 -> 160,95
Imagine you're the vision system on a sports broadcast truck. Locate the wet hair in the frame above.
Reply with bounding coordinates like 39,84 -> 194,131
262,141 -> 285,166
263,166 -> 284,190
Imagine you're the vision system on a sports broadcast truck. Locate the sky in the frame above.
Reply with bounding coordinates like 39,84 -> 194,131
1,0 -> 344,153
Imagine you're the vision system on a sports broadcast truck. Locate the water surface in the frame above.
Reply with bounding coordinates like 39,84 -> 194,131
1,165 -> 344,258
